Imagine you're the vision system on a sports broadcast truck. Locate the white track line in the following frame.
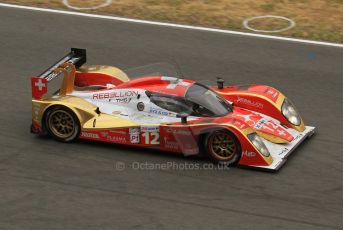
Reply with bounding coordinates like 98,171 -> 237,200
0,2 -> 342,48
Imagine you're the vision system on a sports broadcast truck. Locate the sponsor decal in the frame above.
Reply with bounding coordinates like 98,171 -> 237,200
81,132 -> 100,139
113,98 -> 132,104
106,136 -> 127,143
93,90 -> 138,100
162,134 -> 197,155
165,128 -> 192,135
141,126 -> 159,132
31,77 -> 48,99
278,148 -> 289,156
265,88 -> 279,99
254,117 -> 268,129
163,137 -> 179,150
293,133 -> 303,141
129,128 -> 140,134
242,151 -> 256,157
129,128 -> 140,144
236,96 -> 264,109
99,131 -> 128,143
164,142 -> 179,150
109,129 -> 127,135
45,73 -> 59,81
149,107 -> 174,116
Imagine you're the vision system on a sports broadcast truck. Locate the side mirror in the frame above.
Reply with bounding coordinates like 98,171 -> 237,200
217,77 -> 224,89
176,113 -> 188,124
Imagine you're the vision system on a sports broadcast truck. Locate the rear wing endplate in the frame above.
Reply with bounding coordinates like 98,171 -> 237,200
31,48 -> 86,99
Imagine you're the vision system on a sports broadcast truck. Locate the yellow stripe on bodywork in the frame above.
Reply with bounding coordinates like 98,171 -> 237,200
33,96 -> 140,130
32,96 -> 98,127
83,114 -> 138,130
217,91 -> 285,110
256,131 -> 289,144
217,91 -> 305,132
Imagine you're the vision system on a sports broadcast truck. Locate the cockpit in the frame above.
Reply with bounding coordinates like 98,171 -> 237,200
148,83 -> 232,117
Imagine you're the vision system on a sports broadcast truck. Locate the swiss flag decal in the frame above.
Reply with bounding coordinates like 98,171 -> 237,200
31,77 -> 47,99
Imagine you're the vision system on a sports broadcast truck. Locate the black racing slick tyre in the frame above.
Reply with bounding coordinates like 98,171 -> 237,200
204,130 -> 241,166
45,106 -> 81,142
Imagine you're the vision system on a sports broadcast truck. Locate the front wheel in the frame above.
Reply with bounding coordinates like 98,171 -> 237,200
204,130 -> 241,166
45,106 -> 80,142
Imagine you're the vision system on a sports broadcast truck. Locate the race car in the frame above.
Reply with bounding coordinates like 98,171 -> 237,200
31,48 -> 315,171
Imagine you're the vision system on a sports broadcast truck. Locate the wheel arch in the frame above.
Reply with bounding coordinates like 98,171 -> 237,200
200,126 -> 243,165
197,125 -> 243,157
41,100 -> 96,133
41,104 -> 80,133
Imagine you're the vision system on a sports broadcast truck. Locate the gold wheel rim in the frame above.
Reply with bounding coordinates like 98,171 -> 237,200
48,110 -> 75,139
209,132 -> 236,160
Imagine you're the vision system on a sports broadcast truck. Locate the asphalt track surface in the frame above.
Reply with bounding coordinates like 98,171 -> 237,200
0,6 -> 343,230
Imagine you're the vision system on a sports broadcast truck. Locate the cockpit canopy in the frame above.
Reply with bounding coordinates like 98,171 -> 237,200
148,83 -> 232,117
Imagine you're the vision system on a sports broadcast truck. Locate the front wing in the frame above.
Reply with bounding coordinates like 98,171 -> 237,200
244,126 -> 315,171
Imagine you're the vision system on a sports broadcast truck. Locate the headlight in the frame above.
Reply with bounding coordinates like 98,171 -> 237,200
281,99 -> 301,126
247,133 -> 270,157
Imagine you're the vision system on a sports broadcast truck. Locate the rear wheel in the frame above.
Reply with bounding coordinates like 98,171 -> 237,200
204,130 -> 241,166
45,106 -> 80,142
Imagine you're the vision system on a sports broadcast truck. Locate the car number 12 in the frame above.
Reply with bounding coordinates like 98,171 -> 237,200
142,132 -> 160,145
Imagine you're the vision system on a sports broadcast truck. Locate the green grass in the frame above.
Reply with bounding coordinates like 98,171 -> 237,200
1,0 -> 343,43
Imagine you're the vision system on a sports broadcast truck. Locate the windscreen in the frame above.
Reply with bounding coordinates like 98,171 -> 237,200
185,84 -> 232,117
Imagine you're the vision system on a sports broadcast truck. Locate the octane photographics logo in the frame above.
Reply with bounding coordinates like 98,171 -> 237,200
114,161 -> 230,171
115,161 -> 126,171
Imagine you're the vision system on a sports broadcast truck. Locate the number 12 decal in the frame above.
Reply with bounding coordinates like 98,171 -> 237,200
142,132 -> 160,145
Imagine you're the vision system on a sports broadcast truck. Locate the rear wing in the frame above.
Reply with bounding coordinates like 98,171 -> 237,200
31,48 -> 86,100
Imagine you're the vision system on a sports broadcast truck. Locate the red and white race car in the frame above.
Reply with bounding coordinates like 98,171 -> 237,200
31,48 -> 315,171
